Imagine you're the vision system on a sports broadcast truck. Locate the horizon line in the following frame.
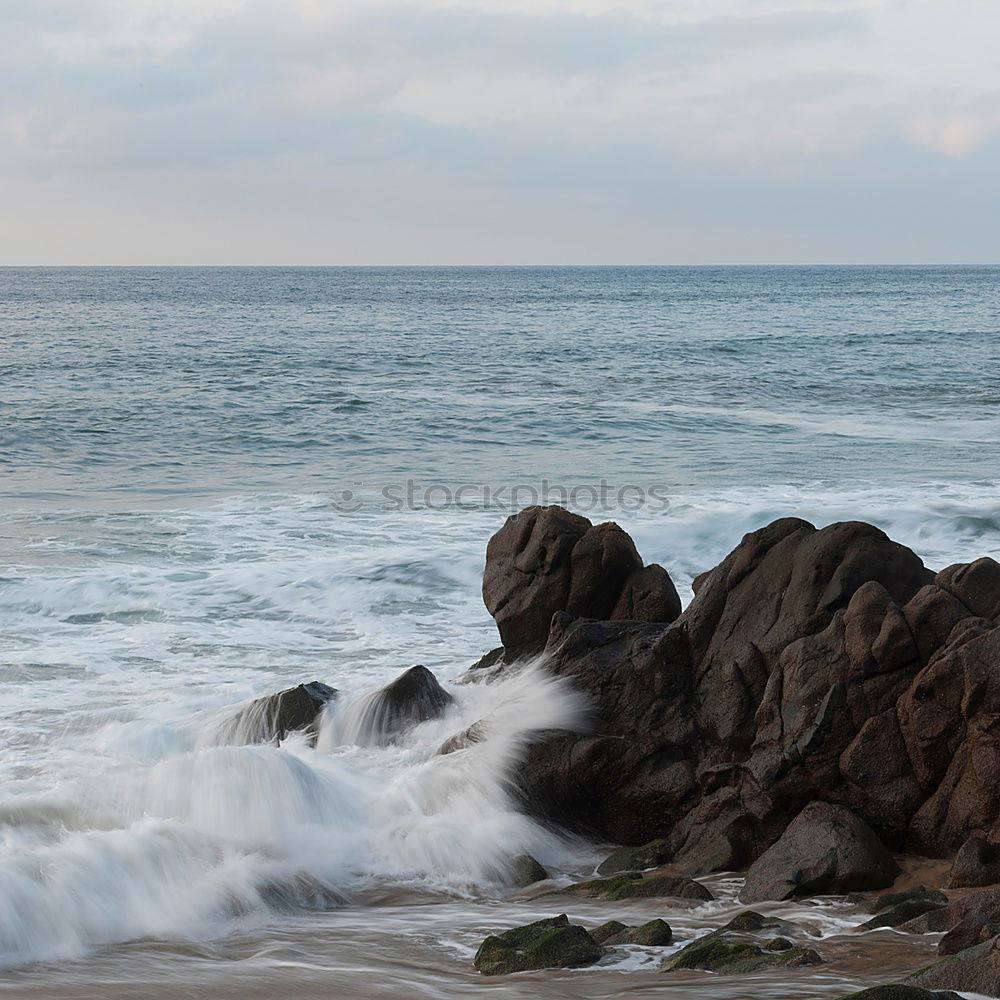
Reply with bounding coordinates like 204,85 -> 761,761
1,262 -> 999,269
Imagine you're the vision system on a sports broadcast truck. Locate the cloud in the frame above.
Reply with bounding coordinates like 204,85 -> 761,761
0,0 -> 997,263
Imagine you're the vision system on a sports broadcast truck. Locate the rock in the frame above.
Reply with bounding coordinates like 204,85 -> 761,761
839,989 -> 962,1000
479,509 -> 1000,871
590,920 -> 628,945
938,915 -> 1000,956
473,914 -> 602,975
341,666 -> 452,745
860,889 -> 948,930
562,872 -> 713,902
469,647 -> 505,672
214,681 -> 337,745
592,918 -> 672,946
482,505 -> 680,659
947,833 -> 1000,887
508,854 -> 548,887
907,934 -> 1000,994
868,888 -> 948,913
437,720 -> 490,755
740,803 -> 900,903
718,910 -> 773,932
662,933 -> 821,974
764,937 -> 794,951
924,885 -> 1000,936
596,838 -> 672,875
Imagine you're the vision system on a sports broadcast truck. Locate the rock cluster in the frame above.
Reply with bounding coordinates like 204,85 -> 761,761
478,506 -> 1000,874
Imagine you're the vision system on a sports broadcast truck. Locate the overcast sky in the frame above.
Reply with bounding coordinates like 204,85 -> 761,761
1,0 -> 998,264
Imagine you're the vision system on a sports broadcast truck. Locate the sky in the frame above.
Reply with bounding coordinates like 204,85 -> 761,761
1,0 -> 998,264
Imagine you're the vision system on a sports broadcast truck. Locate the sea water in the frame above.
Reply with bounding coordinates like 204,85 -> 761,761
1,266 -> 998,998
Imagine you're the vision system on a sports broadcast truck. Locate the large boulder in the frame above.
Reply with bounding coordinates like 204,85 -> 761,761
213,681 -> 337,745
473,914 -> 602,975
483,509 -> 1000,874
739,802 -> 900,903
482,506 -> 680,659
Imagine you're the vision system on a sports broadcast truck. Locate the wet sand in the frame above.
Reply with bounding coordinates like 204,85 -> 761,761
0,867 -> 953,1000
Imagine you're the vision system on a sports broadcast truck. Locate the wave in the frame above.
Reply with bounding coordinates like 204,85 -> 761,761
0,666 -> 584,969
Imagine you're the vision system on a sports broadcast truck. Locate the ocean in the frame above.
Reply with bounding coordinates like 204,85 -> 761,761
2,265 -> 999,998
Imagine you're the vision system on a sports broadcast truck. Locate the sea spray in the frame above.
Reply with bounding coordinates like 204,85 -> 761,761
0,665 -> 586,970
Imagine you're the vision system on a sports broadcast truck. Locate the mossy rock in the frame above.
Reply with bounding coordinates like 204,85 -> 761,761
591,920 -> 629,945
764,937 -> 794,951
596,838 -> 673,876
563,872 -> 713,902
718,910 -> 771,933
662,933 -> 821,974
509,854 -> 549,887
473,914 -> 602,975
593,918 -> 673,946
839,988 -> 962,999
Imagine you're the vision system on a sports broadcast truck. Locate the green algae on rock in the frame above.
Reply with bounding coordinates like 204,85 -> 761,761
473,914 -> 602,976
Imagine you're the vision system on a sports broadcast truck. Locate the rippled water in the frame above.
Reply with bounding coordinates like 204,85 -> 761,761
2,266 -> 999,997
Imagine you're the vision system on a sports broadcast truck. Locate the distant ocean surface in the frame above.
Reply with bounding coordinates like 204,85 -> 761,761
2,266 -> 999,998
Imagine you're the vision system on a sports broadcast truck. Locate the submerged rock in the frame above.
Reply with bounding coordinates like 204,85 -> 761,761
592,918 -> 672,946
739,802 -> 900,903
482,505 -> 680,659
596,838 -> 672,875
562,871 -> 713,902
215,681 -> 337,745
473,914 -> 602,975
661,933 -> 821,974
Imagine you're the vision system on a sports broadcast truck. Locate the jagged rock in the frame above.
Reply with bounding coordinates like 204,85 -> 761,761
946,833 -> 1000,887
508,854 -> 548,887
592,918 -> 672,946
596,838 -> 672,875
662,933 -> 821,974
740,802 -> 900,903
214,681 -> 337,745
482,506 -> 680,659
480,509 -> 1000,872
562,871 -> 713,902
473,914 -> 602,975
907,934 -> 1000,994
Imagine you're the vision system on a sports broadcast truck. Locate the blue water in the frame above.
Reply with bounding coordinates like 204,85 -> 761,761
1,266 -> 999,995
3,266 -> 999,503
